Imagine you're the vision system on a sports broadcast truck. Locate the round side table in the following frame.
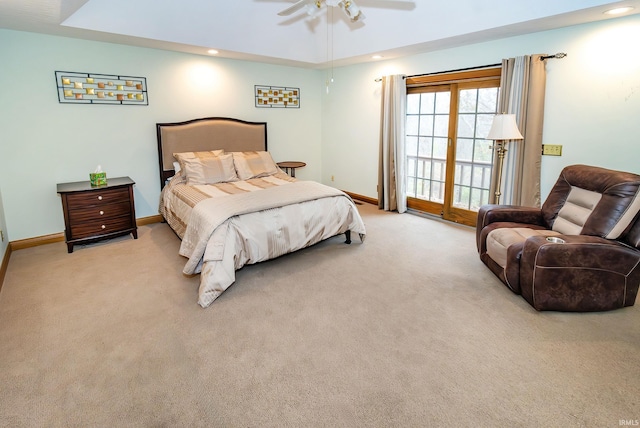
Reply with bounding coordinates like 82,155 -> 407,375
277,161 -> 306,177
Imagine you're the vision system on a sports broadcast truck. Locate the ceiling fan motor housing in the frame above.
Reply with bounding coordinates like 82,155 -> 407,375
280,0 -> 365,23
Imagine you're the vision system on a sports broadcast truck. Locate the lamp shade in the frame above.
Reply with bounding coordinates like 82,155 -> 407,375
486,114 -> 524,140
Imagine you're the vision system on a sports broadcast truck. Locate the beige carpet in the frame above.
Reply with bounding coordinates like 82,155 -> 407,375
1,202 -> 638,427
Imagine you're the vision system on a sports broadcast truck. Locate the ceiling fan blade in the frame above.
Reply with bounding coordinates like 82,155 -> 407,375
278,0 -> 311,16
354,0 -> 415,10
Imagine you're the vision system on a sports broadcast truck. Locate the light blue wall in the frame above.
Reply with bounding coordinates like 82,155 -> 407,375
2,14 -> 640,244
0,30 -> 323,241
0,186 -> 7,259
321,14 -> 640,202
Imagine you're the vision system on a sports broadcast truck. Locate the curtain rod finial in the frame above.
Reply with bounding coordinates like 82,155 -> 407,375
541,52 -> 567,60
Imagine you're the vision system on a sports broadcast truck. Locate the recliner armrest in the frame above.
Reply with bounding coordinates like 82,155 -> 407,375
477,205 -> 545,229
476,205 -> 546,253
519,235 -> 640,311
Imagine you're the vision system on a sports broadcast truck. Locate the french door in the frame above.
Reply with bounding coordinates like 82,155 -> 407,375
405,69 -> 501,227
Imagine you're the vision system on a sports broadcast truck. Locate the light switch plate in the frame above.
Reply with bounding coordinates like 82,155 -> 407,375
542,144 -> 563,156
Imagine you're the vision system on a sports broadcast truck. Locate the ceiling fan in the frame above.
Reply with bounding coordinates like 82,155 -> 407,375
276,0 -> 372,22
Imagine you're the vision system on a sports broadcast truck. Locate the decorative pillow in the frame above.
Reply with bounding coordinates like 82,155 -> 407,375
173,150 -> 225,169
172,150 -> 225,182
232,151 -> 279,180
178,153 -> 238,185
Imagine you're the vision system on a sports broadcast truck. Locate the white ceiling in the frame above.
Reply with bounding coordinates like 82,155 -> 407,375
1,0 -> 639,68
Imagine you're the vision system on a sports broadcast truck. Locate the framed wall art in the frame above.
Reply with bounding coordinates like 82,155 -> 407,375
55,71 -> 148,105
255,85 -> 299,108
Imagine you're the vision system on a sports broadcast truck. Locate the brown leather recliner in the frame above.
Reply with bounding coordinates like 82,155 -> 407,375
476,164 -> 640,311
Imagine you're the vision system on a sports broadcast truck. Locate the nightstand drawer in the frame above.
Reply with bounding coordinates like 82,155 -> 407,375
66,188 -> 130,207
69,215 -> 134,239
68,201 -> 131,223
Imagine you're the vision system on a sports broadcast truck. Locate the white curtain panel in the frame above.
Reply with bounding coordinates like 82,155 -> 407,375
378,74 -> 407,213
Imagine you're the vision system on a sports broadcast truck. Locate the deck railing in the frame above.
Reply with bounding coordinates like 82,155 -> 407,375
406,156 -> 493,210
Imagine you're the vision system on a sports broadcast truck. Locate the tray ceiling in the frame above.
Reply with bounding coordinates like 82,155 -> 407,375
0,0 -> 638,68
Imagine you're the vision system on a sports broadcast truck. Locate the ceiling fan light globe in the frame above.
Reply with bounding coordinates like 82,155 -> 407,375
342,1 -> 362,21
350,10 -> 364,21
306,2 -> 324,17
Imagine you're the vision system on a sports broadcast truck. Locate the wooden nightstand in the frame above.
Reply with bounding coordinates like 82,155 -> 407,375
57,176 -> 137,253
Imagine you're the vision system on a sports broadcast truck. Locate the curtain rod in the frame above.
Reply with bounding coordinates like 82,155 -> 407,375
374,63 -> 500,82
375,53 -> 567,81
406,63 -> 501,79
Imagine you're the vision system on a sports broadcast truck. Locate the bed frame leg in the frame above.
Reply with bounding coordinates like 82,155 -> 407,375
345,230 -> 351,244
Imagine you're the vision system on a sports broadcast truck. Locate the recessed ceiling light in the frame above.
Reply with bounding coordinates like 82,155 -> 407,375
372,55 -> 383,60
207,49 -> 219,55
604,6 -> 634,15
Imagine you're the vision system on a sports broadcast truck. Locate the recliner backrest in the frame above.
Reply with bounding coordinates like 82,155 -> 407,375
541,164 -> 640,240
622,212 -> 640,250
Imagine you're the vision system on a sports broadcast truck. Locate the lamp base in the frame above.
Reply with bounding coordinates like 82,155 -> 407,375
495,140 -> 507,205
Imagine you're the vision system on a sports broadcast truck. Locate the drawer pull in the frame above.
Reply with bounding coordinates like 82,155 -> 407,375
98,195 -> 103,200
101,225 -> 106,229
99,210 -> 104,215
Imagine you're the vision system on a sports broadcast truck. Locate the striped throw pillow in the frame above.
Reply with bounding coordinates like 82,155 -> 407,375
175,152 -> 238,185
232,151 -> 279,180
173,150 -> 224,172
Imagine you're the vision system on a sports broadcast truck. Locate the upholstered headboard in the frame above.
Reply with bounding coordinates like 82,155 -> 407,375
156,117 -> 267,189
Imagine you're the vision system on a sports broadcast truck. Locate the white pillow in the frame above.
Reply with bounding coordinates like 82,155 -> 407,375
232,151 -> 279,180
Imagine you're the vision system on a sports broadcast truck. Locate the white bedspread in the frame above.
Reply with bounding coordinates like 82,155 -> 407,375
168,180 -> 366,307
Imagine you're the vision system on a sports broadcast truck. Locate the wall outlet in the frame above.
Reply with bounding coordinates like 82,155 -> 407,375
542,144 -> 563,156
331,175 -> 335,182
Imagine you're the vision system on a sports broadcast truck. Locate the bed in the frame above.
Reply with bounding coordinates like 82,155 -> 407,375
157,117 -> 366,307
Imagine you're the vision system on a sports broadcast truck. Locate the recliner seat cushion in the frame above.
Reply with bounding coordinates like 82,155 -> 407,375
486,228 -> 562,268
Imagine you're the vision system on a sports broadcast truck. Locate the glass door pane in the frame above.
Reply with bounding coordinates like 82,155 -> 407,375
453,87 -> 498,211
406,90 -> 450,205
